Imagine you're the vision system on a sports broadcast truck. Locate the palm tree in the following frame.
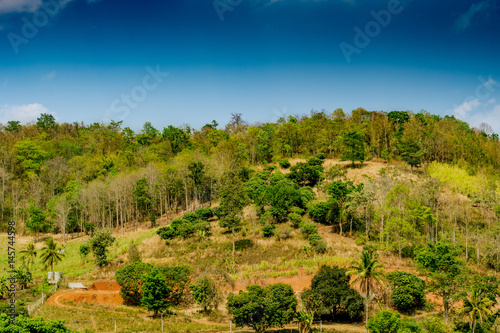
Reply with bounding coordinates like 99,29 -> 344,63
347,248 -> 384,333
459,289 -> 494,333
40,238 -> 64,273
20,243 -> 37,275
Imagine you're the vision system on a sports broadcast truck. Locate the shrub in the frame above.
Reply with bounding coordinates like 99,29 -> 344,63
279,159 -> 291,169
290,207 -> 305,216
288,213 -> 302,228
314,239 -> 327,254
195,207 -> 214,221
227,284 -> 297,333
128,242 -> 141,264
287,162 -> 323,187
309,202 -> 331,224
300,221 -> 318,237
308,233 -> 322,246
307,157 -> 323,166
141,268 -> 171,317
367,310 -> 423,333
182,212 -> 199,223
387,271 -> 425,313
262,225 -> 275,238
190,276 -> 219,313
316,153 -> 326,160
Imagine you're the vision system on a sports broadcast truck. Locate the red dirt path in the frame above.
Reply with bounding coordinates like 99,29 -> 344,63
47,281 -> 123,307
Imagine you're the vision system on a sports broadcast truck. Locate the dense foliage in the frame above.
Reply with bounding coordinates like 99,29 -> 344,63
227,283 -> 297,333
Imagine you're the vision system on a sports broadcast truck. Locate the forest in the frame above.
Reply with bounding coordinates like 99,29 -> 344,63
1,108 -> 500,332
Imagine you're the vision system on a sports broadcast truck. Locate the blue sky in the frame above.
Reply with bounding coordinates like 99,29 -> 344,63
0,0 -> 499,132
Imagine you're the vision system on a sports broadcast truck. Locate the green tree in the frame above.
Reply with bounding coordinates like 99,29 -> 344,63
459,289 -> 494,333
340,131 -> 365,166
36,113 -> 58,131
188,161 -> 205,210
5,120 -> 21,132
399,137 -> 425,170
190,276 -> 219,313
14,266 -> 32,290
414,241 -> 465,324
387,271 -> 425,313
20,243 -> 37,276
116,261 -> 153,305
227,283 -> 297,333
347,248 -> 385,333
162,125 -> 191,154
79,243 -> 90,265
218,171 -> 248,256
133,178 -> 152,223
301,265 -> 363,322
141,268 -> 172,317
40,238 -> 64,273
287,162 -> 323,187
89,229 -> 116,267
26,204 -> 48,242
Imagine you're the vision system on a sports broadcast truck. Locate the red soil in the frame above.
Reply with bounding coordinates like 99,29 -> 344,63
47,281 -> 123,307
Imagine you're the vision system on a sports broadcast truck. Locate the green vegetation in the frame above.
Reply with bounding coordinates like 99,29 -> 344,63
227,283 -> 297,333
1,111 -> 500,332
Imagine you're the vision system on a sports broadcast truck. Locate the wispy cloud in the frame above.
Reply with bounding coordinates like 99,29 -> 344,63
0,0 -> 42,14
0,103 -> 55,124
45,71 -> 56,81
453,99 -> 481,119
454,1 -> 491,33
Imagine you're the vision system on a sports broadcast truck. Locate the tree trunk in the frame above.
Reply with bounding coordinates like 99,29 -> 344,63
232,226 -> 235,257
365,281 -> 370,333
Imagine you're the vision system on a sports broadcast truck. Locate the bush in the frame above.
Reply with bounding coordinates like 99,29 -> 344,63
128,243 -> 141,264
387,271 -> 425,313
227,284 -> 297,333
308,233 -> 322,246
307,157 -> 323,166
0,314 -> 76,332
279,159 -> 291,169
314,239 -> 327,254
195,207 -> 214,221
157,218 -> 210,241
316,153 -> 326,160
288,213 -> 302,228
290,207 -> 305,216
367,310 -> 422,333
300,221 -> 318,237
288,162 -> 323,187
190,276 -> 219,313
262,225 -> 275,238
309,202 -> 331,224
182,212 -> 199,223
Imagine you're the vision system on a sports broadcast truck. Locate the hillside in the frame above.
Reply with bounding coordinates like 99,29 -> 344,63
1,111 -> 500,332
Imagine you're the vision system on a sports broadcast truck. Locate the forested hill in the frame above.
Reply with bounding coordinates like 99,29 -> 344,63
1,109 -> 499,268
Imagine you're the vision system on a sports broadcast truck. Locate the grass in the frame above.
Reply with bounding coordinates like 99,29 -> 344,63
36,305 -> 226,333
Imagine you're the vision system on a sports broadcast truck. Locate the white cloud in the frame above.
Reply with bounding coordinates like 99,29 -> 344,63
454,1 -> 491,33
0,103 -> 55,124
453,99 -> 480,119
468,105 -> 500,134
0,0 -> 42,14
484,77 -> 497,88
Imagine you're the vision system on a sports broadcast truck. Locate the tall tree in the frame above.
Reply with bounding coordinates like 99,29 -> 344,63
20,243 -> 37,276
40,238 -> 64,273
218,171 -> 248,256
415,241 -> 465,324
340,131 -> 365,166
347,248 -> 384,333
